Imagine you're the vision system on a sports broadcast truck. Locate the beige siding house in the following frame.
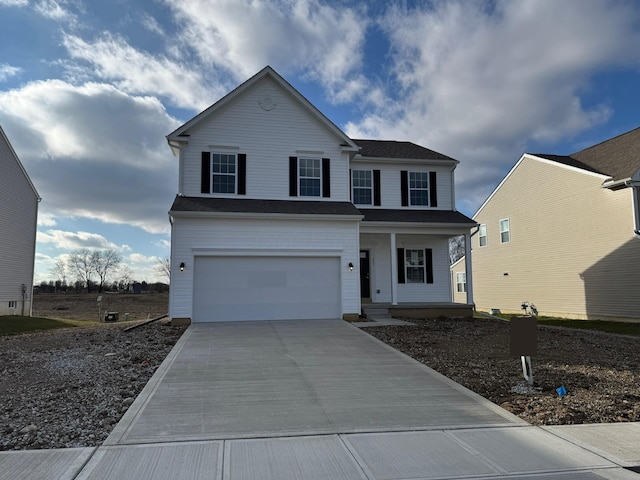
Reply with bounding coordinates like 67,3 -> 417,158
454,126 -> 640,320
0,125 -> 40,316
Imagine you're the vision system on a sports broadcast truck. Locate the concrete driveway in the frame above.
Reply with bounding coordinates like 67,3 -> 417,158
8,319 -> 638,479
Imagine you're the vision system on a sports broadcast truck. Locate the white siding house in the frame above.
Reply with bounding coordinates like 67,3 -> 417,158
167,67 -> 475,323
0,125 -> 40,316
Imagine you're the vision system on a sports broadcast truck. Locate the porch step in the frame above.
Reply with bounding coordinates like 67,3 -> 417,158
361,305 -> 392,321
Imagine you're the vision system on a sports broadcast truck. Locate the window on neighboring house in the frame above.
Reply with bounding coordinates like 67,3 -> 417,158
352,170 -> 372,205
8,301 -> 16,308
409,171 -> 429,206
212,153 -> 236,193
299,158 -> 321,197
500,218 -> 510,243
405,249 -> 425,283
456,272 -> 466,293
479,224 -> 487,247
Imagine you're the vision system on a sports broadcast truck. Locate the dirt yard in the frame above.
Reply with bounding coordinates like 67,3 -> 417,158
32,292 -> 169,322
364,317 -> 640,425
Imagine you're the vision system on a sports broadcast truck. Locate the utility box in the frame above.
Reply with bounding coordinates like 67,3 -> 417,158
510,316 -> 537,358
104,312 -> 119,322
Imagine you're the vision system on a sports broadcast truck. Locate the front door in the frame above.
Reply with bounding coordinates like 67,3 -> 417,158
360,250 -> 370,298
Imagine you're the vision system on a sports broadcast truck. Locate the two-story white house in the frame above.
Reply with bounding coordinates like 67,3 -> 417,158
167,67 -> 475,323
0,124 -> 40,316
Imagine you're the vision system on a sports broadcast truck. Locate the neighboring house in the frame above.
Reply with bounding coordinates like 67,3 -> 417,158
0,124 -> 40,316
453,126 -> 640,320
167,66 -> 476,323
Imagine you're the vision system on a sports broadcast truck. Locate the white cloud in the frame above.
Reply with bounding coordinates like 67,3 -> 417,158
140,12 -> 165,36
346,0 -> 640,212
62,33 -> 220,111
37,212 -> 57,227
33,0 -> 76,23
164,0 -> 370,104
0,79 -> 180,233
37,229 -> 118,250
0,64 -> 21,81
0,0 -> 28,6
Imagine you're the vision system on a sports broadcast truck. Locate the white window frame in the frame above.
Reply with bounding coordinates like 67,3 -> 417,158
352,169 -> 373,205
456,272 -> 466,293
299,157 -> 321,197
500,218 -> 510,244
211,152 -> 237,194
409,171 -> 430,206
479,224 -> 487,247
405,249 -> 425,283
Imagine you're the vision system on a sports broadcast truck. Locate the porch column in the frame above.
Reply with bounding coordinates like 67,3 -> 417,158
464,232 -> 474,306
390,233 -> 398,305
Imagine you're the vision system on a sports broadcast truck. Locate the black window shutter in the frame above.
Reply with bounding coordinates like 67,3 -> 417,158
237,154 -> 246,195
322,158 -> 330,197
426,248 -> 434,284
400,170 -> 408,206
373,170 -> 381,206
289,157 -> 297,197
201,152 -> 210,194
429,171 -> 437,207
349,169 -> 352,201
397,248 -> 405,284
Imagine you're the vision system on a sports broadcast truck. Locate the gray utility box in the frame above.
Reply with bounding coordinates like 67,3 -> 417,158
510,316 -> 537,357
104,312 -> 119,322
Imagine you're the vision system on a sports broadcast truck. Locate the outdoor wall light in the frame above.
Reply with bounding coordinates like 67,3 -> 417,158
348,262 -> 354,271
180,262 -> 185,272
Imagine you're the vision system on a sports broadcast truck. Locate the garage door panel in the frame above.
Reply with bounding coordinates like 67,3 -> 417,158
193,257 -> 341,322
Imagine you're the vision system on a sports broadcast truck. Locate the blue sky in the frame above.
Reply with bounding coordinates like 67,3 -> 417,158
1,0 -> 640,284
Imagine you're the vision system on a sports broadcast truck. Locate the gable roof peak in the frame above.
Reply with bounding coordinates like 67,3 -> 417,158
166,66 -> 358,154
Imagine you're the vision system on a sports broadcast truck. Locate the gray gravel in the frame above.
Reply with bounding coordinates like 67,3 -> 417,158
0,322 -> 186,450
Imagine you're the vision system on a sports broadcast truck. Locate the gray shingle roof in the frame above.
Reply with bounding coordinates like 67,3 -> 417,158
570,126 -> 640,182
531,126 -> 640,183
359,209 -> 475,225
530,154 -> 606,176
352,139 -> 456,161
170,196 -> 362,216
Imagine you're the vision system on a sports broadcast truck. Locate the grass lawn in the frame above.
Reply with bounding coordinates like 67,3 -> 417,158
0,316 -> 76,336
480,312 -> 640,336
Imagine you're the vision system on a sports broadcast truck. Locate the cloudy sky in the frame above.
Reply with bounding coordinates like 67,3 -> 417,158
1,0 -> 640,284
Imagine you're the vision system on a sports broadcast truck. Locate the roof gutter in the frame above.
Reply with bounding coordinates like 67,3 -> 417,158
601,177 -> 632,190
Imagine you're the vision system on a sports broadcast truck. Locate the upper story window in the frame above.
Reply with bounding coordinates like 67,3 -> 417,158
299,158 -> 321,197
401,170 -> 437,207
289,156 -> 330,198
352,170 -> 372,205
456,272 -> 467,293
479,224 -> 487,247
409,172 -> 429,206
201,151 -> 246,195
500,218 -> 510,243
212,153 -> 236,194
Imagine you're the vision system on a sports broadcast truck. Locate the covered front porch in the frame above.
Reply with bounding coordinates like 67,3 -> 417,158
357,213 -> 476,315
361,302 -> 474,320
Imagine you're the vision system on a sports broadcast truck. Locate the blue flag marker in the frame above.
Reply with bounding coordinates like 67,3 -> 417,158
556,385 -> 567,397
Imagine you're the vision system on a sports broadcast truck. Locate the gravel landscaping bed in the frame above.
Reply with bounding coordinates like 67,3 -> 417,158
365,316 -> 640,425
0,322 -> 186,450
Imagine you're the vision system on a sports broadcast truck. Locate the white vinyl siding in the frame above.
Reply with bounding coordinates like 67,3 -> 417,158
0,128 -> 39,316
472,155 -> 640,320
169,216 -> 360,320
348,161 -> 454,210
179,76 -> 350,201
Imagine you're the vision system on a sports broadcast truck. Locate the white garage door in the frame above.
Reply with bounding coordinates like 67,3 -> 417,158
192,256 -> 341,322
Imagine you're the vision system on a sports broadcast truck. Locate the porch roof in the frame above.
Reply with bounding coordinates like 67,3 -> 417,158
359,208 -> 476,225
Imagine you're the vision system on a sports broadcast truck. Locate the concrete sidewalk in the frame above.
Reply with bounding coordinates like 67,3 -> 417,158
3,319 -> 640,479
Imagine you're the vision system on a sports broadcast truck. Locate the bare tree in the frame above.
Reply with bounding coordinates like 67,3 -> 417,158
50,258 -> 68,290
449,235 -> 466,265
154,256 -> 171,282
118,265 -> 135,291
68,249 -> 96,293
93,249 -> 122,293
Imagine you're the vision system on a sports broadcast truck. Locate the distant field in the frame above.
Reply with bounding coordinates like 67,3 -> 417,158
32,292 -> 169,322
0,316 -> 74,335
